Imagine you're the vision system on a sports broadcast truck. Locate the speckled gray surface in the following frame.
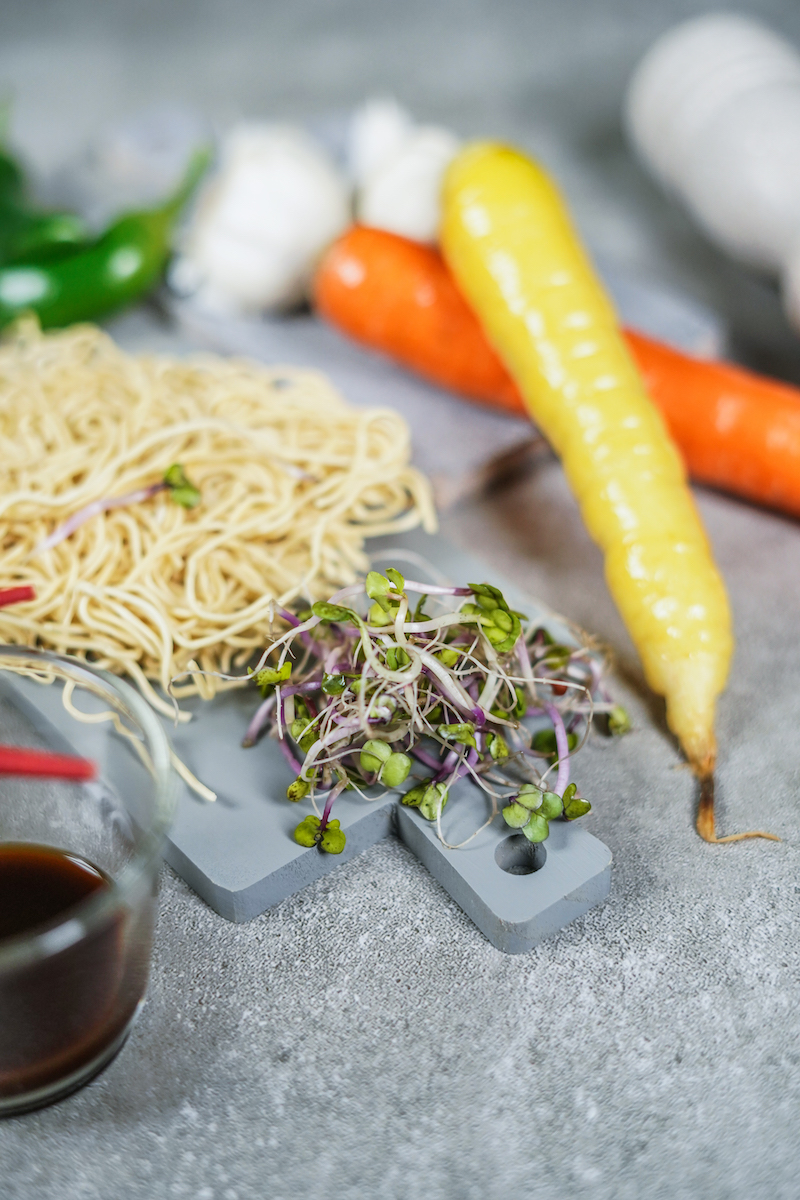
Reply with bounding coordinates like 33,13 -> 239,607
3,466 -> 799,1200
2,1 -> 800,1197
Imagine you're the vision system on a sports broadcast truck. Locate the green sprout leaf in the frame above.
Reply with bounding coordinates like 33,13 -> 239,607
365,571 -> 394,612
563,785 -> 592,819
465,582 -> 522,652
287,778 -> 309,802
322,672 -> 348,695
164,462 -> 201,509
360,739 -> 392,774
539,791 -> 564,820
437,722 -> 477,750
502,801 -> 531,828
487,733 -> 509,761
382,752 -> 411,787
290,716 -> 318,753
294,814 -> 320,847
436,646 -> 460,668
480,612 -> 522,653
384,645 -> 410,671
365,569 -> 404,613
294,814 -> 346,853
256,662 -> 291,690
522,812 -> 550,843
311,601 -> 359,625
401,783 -> 426,807
608,704 -> 632,736
516,783 -> 543,810
419,783 -> 449,822
467,582 -> 504,610
368,602 -> 394,627
412,594 -> 429,622
319,820 -> 346,854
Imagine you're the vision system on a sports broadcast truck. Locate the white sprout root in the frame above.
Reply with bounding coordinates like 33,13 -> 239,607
238,567 -> 623,853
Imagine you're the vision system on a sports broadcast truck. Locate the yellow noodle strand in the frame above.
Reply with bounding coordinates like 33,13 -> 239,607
0,320 -> 435,711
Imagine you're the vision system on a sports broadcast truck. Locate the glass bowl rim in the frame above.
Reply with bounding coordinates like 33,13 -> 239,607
0,645 -> 175,971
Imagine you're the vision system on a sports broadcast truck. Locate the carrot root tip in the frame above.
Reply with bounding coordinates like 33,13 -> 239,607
695,773 -> 780,844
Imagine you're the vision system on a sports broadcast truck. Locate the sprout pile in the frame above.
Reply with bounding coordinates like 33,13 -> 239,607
243,568 -> 628,854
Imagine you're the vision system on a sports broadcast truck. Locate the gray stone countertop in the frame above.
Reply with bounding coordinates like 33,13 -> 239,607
2,2 -> 800,1197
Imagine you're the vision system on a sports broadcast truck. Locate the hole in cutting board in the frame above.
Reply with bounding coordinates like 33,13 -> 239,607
494,834 -> 547,876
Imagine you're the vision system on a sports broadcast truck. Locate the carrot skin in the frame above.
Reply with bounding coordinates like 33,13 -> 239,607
626,330 -> 800,519
314,226 -> 800,520
313,225 -> 521,412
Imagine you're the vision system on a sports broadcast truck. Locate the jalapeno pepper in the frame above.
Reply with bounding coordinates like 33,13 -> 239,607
0,144 -> 90,266
0,147 -> 210,329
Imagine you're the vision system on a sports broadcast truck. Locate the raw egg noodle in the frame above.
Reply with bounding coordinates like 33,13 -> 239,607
0,321 -> 435,717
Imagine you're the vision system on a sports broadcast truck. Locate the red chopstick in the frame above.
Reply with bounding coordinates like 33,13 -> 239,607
0,589 -> 93,780
0,746 -> 97,782
0,586 -> 35,609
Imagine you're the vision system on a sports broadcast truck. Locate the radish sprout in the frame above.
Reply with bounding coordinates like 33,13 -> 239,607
244,568 -> 627,853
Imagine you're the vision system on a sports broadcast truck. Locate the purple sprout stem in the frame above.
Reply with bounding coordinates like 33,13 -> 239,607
544,702 -> 570,796
411,746 -> 442,772
281,681 -> 322,697
242,693 -> 277,748
278,737 -> 304,775
517,637 -> 537,695
34,482 -> 167,557
454,748 -> 479,782
470,706 -> 486,728
441,747 -> 480,789
435,748 -> 459,782
588,656 -> 612,704
319,779 -> 347,831
277,607 -> 320,652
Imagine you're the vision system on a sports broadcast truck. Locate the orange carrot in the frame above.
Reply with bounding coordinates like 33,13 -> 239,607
625,330 -> 800,518
314,225 -> 800,519
313,225 -> 520,412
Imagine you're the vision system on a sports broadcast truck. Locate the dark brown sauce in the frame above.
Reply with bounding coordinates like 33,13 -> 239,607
0,843 -> 110,942
0,843 -> 153,1107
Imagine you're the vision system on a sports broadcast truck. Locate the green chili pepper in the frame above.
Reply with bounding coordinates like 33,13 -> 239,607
0,138 -> 90,267
0,146 -> 210,330
0,147 -> 25,205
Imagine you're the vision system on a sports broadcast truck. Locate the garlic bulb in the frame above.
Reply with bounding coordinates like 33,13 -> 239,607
348,99 -> 460,244
348,97 -> 415,189
174,124 -> 351,313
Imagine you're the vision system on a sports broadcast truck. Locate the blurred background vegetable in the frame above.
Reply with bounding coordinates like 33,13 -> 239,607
0,145 -> 209,329
316,224 -> 800,523
626,13 -> 800,339
170,124 -> 350,314
0,135 -> 89,266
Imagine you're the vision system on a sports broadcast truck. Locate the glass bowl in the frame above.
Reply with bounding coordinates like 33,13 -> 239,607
0,647 -> 175,1115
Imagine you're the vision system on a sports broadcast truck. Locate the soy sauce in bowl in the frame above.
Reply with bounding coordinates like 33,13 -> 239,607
0,842 -> 147,1111
0,843 -> 110,940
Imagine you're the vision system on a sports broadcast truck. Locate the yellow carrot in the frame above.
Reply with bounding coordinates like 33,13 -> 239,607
441,142 -> 774,843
